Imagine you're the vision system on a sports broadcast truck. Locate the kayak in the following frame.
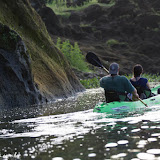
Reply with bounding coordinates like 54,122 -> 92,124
93,85 -> 160,114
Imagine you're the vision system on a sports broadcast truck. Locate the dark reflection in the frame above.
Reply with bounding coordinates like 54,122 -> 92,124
0,88 -> 105,122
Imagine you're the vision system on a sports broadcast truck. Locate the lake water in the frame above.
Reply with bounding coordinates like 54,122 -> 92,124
1,88 -> 160,160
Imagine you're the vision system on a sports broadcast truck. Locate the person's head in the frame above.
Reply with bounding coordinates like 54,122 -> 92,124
133,64 -> 143,77
109,62 -> 119,75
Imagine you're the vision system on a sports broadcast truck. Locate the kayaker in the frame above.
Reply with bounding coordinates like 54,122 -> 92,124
100,62 -> 139,102
130,64 -> 151,99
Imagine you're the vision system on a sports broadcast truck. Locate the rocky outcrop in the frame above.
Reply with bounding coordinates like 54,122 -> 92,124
0,0 -> 84,108
0,24 -> 43,108
30,0 -> 63,36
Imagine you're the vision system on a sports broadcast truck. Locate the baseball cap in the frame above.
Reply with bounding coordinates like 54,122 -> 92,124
109,62 -> 119,74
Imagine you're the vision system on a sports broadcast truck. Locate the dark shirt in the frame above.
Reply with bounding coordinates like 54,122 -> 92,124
100,75 -> 135,93
130,77 -> 148,89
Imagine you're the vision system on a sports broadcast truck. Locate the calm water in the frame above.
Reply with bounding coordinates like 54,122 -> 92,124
1,88 -> 160,160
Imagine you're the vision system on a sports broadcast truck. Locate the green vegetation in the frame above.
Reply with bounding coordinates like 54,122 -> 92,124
56,38 -> 89,72
81,73 -> 160,89
47,0 -> 98,16
125,73 -> 160,82
106,39 -> 119,47
80,77 -> 100,89
106,0 -> 116,7
106,39 -> 128,48
153,28 -> 159,32
47,0 -> 115,16
0,0 -> 85,97
80,23 -> 91,27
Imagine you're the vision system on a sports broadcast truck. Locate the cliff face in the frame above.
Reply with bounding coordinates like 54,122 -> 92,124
0,24 -> 43,108
0,0 -> 84,108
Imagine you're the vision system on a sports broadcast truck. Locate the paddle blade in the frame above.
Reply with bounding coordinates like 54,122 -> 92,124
86,51 -> 103,68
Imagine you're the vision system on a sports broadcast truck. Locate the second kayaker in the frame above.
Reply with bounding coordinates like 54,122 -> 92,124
100,62 -> 139,102
130,64 -> 152,99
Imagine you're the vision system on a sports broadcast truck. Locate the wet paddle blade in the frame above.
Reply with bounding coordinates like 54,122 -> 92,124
86,51 -> 103,68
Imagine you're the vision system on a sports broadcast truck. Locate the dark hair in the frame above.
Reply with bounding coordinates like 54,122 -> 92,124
133,64 -> 143,77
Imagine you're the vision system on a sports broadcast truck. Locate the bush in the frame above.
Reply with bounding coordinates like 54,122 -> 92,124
106,39 -> 119,47
106,39 -> 128,48
125,73 -> 160,82
56,38 -> 89,72
81,73 -> 160,89
80,77 -> 100,88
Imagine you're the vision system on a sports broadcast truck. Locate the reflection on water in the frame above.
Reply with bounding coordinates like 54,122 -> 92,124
1,88 -> 160,159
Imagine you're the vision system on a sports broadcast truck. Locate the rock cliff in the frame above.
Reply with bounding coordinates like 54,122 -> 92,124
0,0 -> 84,108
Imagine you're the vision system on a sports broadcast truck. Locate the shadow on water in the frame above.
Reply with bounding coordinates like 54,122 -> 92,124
0,88 -> 105,122
1,88 -> 160,159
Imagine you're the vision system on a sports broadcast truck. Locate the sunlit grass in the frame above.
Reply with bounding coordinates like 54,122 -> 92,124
47,0 -> 97,15
80,77 -> 100,89
47,0 -> 115,16
125,73 -> 160,82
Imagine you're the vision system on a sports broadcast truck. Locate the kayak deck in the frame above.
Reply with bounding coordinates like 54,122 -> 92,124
94,85 -> 160,114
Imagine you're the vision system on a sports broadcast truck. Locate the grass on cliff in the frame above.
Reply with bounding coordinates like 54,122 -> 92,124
0,0 -> 81,97
47,0 -> 115,16
81,73 -> 160,89
47,0 -> 98,16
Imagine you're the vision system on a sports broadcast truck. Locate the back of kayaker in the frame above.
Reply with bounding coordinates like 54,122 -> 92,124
100,62 -> 139,102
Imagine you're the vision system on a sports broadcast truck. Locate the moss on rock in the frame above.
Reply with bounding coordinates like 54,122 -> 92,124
0,0 -> 84,103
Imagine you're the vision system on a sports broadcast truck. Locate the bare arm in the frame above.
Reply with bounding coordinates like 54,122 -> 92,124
146,82 -> 151,90
132,89 -> 139,101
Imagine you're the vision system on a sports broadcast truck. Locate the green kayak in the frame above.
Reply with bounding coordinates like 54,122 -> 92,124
93,85 -> 160,114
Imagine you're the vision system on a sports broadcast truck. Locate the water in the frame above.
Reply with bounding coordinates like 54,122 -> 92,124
1,88 -> 160,160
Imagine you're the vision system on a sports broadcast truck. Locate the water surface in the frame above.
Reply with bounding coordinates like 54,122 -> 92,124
1,88 -> 160,160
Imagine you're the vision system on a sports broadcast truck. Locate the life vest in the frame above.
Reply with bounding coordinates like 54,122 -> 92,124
104,90 -> 129,103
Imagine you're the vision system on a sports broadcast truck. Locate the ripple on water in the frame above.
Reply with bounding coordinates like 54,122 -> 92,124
137,153 -> 155,160
52,157 -> 64,160
137,140 -> 148,148
141,126 -> 149,129
105,143 -> 118,148
151,133 -> 160,137
88,153 -> 96,157
117,140 -> 129,145
131,128 -> 141,133
88,147 -> 94,151
148,137 -> 157,142
111,153 -> 127,159
147,149 -> 160,155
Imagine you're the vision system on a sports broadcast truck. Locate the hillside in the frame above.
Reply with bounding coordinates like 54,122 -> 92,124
41,0 -> 160,74
0,0 -> 84,108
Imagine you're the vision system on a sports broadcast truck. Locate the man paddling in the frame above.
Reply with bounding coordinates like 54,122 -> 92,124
100,62 -> 139,102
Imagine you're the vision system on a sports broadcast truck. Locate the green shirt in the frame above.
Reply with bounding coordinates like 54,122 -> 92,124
100,75 -> 135,93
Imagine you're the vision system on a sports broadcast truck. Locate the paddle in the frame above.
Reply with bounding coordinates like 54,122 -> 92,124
86,51 -> 109,73
86,51 -> 148,107
138,98 -> 148,107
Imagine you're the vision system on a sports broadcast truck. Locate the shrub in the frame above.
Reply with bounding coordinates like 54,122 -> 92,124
81,74 -> 160,89
80,77 -> 100,88
125,73 -> 160,82
56,37 -> 89,72
106,39 -> 119,47
106,39 -> 128,48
